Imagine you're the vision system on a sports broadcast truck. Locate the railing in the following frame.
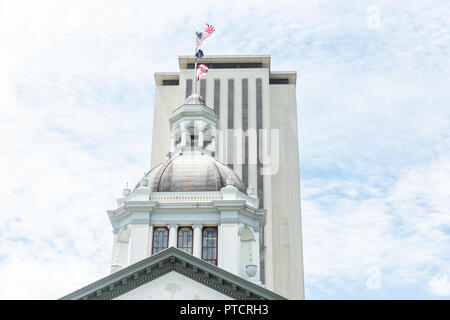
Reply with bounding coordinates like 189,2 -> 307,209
150,192 -> 222,203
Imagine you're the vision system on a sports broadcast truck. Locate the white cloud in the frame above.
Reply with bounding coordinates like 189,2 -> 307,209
0,0 -> 449,299
366,266 -> 382,290
428,274 -> 450,297
302,152 -> 450,297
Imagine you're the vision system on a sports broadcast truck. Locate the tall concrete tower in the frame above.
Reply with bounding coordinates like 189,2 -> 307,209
151,55 -> 304,299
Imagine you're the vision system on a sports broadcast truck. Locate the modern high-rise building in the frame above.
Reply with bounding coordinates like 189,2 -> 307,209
61,54 -> 303,301
152,55 -> 304,299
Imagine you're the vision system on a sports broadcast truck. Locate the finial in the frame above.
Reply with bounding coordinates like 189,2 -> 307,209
226,175 -> 234,186
122,183 -> 130,196
247,185 -> 256,196
184,93 -> 205,105
140,176 -> 148,187
245,264 -> 258,279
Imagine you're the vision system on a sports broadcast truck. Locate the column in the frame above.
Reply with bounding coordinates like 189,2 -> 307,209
211,136 -> 216,156
219,222 -> 239,275
198,128 -> 204,148
168,224 -> 178,248
128,225 -> 150,265
147,224 -> 154,255
111,231 -> 121,273
195,120 -> 205,148
181,129 -> 187,147
170,133 -> 176,152
251,230 -> 261,282
192,224 -> 203,259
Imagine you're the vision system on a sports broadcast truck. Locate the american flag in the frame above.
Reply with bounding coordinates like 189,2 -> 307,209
196,24 -> 215,49
196,64 -> 208,81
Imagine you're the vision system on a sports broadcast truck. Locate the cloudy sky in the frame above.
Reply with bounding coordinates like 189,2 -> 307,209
0,0 -> 449,299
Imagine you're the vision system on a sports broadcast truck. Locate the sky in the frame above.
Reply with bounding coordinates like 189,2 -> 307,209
0,0 -> 449,299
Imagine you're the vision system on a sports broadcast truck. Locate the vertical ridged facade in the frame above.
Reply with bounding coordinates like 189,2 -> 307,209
152,55 -> 304,299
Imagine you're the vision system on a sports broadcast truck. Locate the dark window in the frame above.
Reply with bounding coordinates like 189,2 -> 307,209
269,78 -> 289,85
163,79 -> 179,86
227,79 -> 234,169
214,79 -> 220,121
186,62 -> 263,69
227,79 -> 234,129
177,227 -> 193,254
152,227 -> 168,254
186,79 -> 193,98
256,78 -> 264,209
202,227 -> 218,265
200,79 -> 206,99
242,78 -> 249,188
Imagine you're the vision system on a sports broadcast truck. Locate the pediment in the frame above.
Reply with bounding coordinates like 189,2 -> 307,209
60,247 -> 285,300
114,271 -> 232,300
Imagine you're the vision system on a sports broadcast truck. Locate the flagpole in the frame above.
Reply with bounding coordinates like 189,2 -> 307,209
194,31 -> 198,95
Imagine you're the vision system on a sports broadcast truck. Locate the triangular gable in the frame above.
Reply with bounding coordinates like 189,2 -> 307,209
114,271 -> 232,300
60,247 -> 285,300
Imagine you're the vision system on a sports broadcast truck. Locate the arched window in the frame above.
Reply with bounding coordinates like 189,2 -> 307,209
202,227 -> 218,265
186,125 -> 198,148
177,227 -> 193,254
152,227 -> 169,254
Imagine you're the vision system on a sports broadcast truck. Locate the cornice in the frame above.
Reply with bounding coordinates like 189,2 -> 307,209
108,200 -> 265,228
122,201 -> 158,211
213,200 -> 246,211
170,105 -> 218,127
60,247 -> 285,301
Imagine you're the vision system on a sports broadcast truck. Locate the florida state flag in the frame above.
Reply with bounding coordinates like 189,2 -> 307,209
196,64 -> 208,81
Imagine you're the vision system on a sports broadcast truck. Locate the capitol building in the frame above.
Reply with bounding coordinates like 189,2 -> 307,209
61,55 -> 304,300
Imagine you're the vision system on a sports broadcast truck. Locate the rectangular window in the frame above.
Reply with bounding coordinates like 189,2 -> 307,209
162,79 -> 179,86
152,227 -> 169,254
242,78 -> 249,187
185,79 -> 193,98
256,78 -> 264,209
214,79 -> 220,123
186,62 -> 263,69
227,79 -> 234,169
200,79 -> 206,99
269,78 -> 289,85
177,227 -> 193,254
202,227 -> 218,265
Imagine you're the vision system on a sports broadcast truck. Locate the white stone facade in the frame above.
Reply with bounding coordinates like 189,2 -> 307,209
151,55 -> 304,299
108,89 -> 266,285
114,271 -> 232,300
108,185 -> 265,284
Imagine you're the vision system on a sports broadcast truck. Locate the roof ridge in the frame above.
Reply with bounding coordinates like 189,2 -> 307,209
156,154 -> 180,192
210,156 -> 225,191
60,247 -> 286,301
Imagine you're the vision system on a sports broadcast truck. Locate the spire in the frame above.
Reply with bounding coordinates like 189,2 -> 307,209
184,93 -> 206,105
